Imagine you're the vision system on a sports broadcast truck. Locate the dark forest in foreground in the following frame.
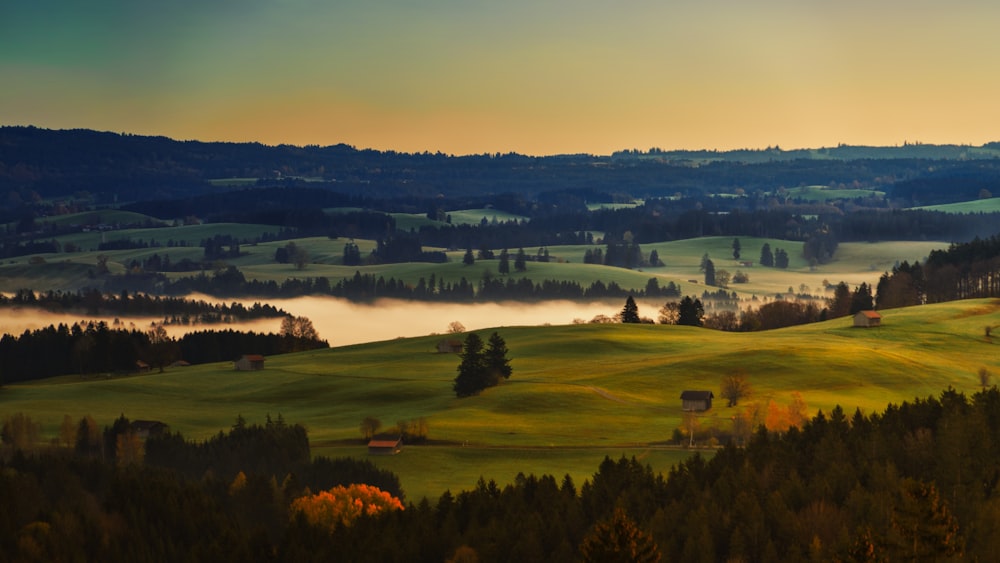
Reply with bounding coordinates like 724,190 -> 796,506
2,388 -> 997,561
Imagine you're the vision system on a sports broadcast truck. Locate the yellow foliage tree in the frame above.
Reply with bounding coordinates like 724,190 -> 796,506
290,484 -> 404,531
765,392 -> 809,434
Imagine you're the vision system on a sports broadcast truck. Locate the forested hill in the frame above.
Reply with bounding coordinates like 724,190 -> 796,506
3,125 -> 1000,205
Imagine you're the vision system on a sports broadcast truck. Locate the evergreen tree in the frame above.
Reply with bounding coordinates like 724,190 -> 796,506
677,296 -> 704,327
462,248 -> 475,266
850,282 -> 875,314
514,248 -> 527,272
649,249 -> 661,266
620,296 -> 641,324
453,333 -> 486,397
704,258 -> 716,286
774,248 -> 789,268
483,332 -> 512,385
498,249 -> 510,275
732,238 -> 741,260
760,243 -> 774,267
828,281 -> 852,318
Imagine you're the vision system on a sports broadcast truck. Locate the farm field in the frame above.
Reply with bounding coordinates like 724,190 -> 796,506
3,297 -> 998,500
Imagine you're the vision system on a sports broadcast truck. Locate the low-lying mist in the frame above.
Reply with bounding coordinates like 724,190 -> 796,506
246,296 -> 650,346
0,296 -> 667,347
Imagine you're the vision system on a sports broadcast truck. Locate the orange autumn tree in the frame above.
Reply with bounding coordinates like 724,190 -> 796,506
765,391 -> 809,433
290,484 -> 404,531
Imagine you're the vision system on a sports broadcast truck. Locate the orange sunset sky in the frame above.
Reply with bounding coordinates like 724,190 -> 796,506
3,0 -> 999,155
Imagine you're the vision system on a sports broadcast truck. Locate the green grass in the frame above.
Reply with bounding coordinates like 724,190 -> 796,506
33,210 -> 167,228
779,185 -> 885,202
4,298 -> 999,499
912,198 -> 1000,214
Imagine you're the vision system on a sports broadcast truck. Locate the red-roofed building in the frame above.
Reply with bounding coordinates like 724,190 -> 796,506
234,354 -> 266,371
368,435 -> 403,455
853,310 -> 882,328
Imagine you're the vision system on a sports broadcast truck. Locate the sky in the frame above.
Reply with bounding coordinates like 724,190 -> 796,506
3,0 -> 999,155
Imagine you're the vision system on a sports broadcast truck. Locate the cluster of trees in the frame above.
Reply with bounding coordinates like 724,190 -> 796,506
7,388 -> 995,560
0,322 -> 328,384
874,235 -> 1000,306
150,265 -> 681,303
0,288 -> 287,323
758,242 -> 790,268
453,332 -> 512,397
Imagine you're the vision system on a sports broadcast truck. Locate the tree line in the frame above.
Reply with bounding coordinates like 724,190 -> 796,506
0,322 -> 328,384
0,288 -> 287,323
146,266 -> 682,303
873,234 -> 1000,308
4,387 -> 999,560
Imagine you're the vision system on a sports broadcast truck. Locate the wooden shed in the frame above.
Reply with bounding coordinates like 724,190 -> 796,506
681,390 -> 714,412
368,435 -> 403,456
854,310 -> 882,328
234,354 -> 266,371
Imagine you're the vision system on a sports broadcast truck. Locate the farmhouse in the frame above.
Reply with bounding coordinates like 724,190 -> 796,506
368,435 -> 403,455
681,390 -> 714,412
854,310 -> 882,328
234,354 -> 266,371
135,360 -> 151,373
130,420 -> 169,439
437,339 -> 463,354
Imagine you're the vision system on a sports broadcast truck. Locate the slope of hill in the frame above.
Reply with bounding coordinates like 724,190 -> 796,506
4,298 -> 998,498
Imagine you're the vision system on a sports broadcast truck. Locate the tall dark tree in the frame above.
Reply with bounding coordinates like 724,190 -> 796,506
620,296 -> 641,324
649,249 -> 661,266
828,282 -> 852,318
774,248 -> 789,269
342,241 -> 362,266
498,249 -> 510,275
760,243 -> 774,267
462,247 -> 475,266
677,296 -> 704,327
483,332 -> 512,385
453,333 -> 486,397
514,248 -> 527,272
704,258 -> 716,286
732,238 -> 741,260
850,282 -> 875,314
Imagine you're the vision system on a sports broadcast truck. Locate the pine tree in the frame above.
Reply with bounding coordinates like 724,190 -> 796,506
498,249 -> 510,275
760,243 -> 774,267
621,296 -> 640,323
774,248 -> 789,268
483,332 -> 512,385
732,238 -> 741,260
453,333 -> 486,397
704,259 -> 716,286
514,248 -> 527,272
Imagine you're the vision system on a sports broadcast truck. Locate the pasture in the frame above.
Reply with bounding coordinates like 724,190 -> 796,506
3,298 -> 998,500
912,197 -> 1000,214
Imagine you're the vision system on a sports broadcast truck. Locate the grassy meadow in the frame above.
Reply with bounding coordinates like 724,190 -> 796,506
1,225 -> 948,308
3,298 -> 998,500
912,197 -> 1000,214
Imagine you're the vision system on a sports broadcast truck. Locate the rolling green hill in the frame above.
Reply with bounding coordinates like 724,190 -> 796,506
3,298 -> 998,500
912,197 -> 1000,214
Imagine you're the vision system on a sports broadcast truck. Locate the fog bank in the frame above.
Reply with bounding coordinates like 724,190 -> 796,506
0,296 -> 666,347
